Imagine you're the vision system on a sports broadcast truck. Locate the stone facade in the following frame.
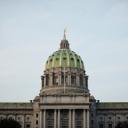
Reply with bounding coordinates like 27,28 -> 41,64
0,103 -> 33,128
0,33 -> 128,128
95,102 -> 128,128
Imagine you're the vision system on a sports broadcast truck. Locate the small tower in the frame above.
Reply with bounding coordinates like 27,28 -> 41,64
60,29 -> 70,49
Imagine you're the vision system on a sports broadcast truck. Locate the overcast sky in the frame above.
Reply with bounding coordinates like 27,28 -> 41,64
0,0 -> 128,102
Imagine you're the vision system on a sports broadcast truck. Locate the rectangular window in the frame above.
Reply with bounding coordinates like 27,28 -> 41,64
75,110 -> 83,128
46,110 -> 54,128
99,123 -> 104,128
71,75 -> 76,85
26,124 -> 30,128
36,113 -> 38,118
80,75 -> 83,86
108,123 -> 112,128
46,74 -> 49,86
36,120 -> 38,125
60,109 -> 69,128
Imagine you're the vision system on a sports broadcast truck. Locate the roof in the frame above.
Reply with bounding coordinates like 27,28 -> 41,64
0,102 -> 33,110
45,49 -> 84,70
96,102 -> 128,110
45,35 -> 85,70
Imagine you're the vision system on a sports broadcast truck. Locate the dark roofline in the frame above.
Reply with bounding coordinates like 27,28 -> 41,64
96,102 -> 128,110
0,102 -> 33,110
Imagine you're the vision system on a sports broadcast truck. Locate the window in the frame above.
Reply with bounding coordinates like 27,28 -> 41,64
99,123 -> 104,128
36,114 -> 38,118
46,74 -> 49,86
108,123 -> 112,128
18,117 -> 21,120
71,58 -> 74,60
71,75 -> 76,85
108,117 -> 112,120
75,110 -> 83,128
60,110 -> 69,128
117,117 -> 120,119
26,116 -> 30,121
36,120 -> 38,125
63,57 -> 66,60
80,75 -> 83,86
53,75 -> 58,85
91,120 -> 93,125
8,117 -> 13,120
46,110 -> 54,128
26,124 -> 30,128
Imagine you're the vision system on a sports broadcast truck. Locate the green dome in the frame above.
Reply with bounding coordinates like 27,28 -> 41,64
45,49 -> 84,70
45,31 -> 85,70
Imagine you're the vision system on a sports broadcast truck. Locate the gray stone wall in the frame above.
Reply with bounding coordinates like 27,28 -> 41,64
0,103 -> 33,128
92,102 -> 128,128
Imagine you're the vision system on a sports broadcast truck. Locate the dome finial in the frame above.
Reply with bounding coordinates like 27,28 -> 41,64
63,28 -> 66,40
60,28 -> 70,49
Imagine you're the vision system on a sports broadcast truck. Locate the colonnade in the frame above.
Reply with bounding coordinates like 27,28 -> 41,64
42,72 -> 88,89
40,109 -> 89,128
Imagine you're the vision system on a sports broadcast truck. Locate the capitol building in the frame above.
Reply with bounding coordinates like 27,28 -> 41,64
0,32 -> 128,128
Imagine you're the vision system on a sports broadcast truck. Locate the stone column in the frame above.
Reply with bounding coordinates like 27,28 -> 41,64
49,73 -> 53,86
85,109 -> 87,128
44,75 -> 46,88
83,76 -> 86,88
58,109 -> 60,128
76,74 -> 80,86
41,76 -> 44,88
72,109 -> 75,128
69,109 -> 71,128
86,76 -> 88,89
54,110 -> 57,128
59,72 -> 61,86
68,73 -> 71,86
113,114 -> 116,128
43,110 -> 46,128
39,111 -> 43,128
23,115 -> 25,128
83,109 -> 86,128
87,109 -> 89,128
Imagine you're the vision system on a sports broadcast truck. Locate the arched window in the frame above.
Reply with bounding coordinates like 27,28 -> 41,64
54,75 -> 58,85
46,74 -> 49,86
41,76 -> 44,87
80,75 -> 83,86
71,75 -> 76,85
61,72 -> 68,85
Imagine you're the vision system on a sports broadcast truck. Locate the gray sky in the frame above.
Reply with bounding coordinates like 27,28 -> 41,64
0,0 -> 128,102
